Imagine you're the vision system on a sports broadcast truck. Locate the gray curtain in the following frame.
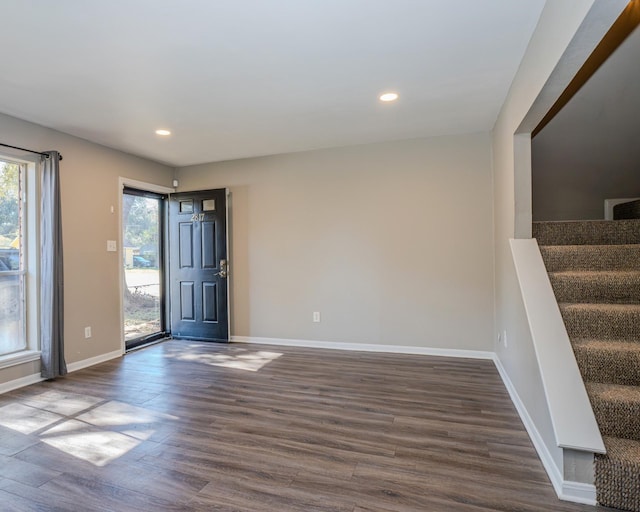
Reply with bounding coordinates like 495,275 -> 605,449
40,151 -> 66,379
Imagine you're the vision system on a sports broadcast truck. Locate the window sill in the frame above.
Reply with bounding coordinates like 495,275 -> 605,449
0,350 -> 41,370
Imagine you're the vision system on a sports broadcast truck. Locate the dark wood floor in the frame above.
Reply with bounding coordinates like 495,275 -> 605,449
0,340 -> 609,511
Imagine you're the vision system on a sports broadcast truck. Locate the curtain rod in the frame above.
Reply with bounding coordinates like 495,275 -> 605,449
0,142 -> 63,161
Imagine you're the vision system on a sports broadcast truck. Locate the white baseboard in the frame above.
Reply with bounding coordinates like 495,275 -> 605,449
0,349 -> 123,396
493,356 -> 596,506
66,349 -> 123,373
492,356 -> 563,494
0,373 -> 45,395
231,335 -> 494,360
561,481 -> 597,505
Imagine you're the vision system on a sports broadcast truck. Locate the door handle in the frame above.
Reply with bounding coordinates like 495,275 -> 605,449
215,259 -> 228,278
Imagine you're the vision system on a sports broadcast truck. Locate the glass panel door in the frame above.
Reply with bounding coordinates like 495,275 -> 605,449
122,188 -> 166,350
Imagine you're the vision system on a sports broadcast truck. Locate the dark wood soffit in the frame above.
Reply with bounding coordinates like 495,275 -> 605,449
532,0 -> 640,138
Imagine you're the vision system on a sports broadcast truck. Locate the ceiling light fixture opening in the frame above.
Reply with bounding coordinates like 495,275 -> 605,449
155,129 -> 171,136
379,92 -> 399,102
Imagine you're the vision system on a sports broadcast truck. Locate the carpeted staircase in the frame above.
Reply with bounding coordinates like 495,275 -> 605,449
534,219 -> 640,511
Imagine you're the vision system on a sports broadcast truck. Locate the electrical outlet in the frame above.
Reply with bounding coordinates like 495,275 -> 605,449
84,326 -> 92,339
106,240 -> 117,252
313,312 -> 321,323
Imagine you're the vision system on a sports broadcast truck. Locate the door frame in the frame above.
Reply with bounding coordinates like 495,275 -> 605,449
117,177 -> 175,354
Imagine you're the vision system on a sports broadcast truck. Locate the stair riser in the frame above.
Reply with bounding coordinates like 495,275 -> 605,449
550,276 -> 640,304
534,219 -> 640,246
540,246 -> 640,272
574,347 -> 640,386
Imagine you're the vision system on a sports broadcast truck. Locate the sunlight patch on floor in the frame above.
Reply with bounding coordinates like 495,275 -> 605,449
0,394 -> 179,467
76,400 -> 178,427
40,419 -> 142,467
170,347 -> 282,371
19,390 -> 104,416
120,428 -> 156,441
0,403 -> 63,435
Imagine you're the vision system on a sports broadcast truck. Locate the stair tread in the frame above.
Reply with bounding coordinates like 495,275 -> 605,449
551,270 -> 640,277
600,436 -> 640,464
550,272 -> 640,304
587,381 -> 640,403
574,338 -> 640,349
587,383 -> 640,441
534,219 -> 640,246
542,244 -> 640,249
560,302 -> 640,311
561,303 -> 640,341
573,339 -> 640,386
534,220 -> 640,225
539,244 -> 640,271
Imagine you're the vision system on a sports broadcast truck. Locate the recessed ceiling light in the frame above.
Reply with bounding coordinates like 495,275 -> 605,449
379,92 -> 399,102
155,129 -> 171,136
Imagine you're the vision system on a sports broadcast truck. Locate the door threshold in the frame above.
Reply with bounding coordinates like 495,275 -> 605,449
125,336 -> 172,353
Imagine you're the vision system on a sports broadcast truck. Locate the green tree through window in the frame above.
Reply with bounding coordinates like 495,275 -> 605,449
0,161 -> 20,257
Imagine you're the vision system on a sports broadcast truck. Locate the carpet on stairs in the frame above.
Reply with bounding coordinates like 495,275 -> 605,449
534,219 -> 640,512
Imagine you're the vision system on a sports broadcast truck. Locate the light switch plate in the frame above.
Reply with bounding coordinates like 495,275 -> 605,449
107,240 -> 117,252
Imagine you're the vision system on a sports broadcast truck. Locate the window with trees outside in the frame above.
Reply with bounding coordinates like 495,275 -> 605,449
0,158 -> 26,356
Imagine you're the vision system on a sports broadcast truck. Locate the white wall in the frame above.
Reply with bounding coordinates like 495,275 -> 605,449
493,0 -> 627,482
0,112 -> 173,386
177,133 -> 494,351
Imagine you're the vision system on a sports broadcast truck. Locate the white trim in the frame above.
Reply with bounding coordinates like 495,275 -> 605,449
0,372 -> 44,395
0,350 -> 40,370
493,356 -> 597,505
25,159 -> 40,357
561,481 -> 597,506
66,349 -> 123,373
225,188 -> 231,341
119,177 -> 175,195
231,336 -> 494,360
0,350 -> 122,395
118,182 -> 125,354
493,356 -> 563,494
0,349 -> 122,396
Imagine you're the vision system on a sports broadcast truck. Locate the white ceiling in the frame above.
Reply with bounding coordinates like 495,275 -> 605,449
0,0 -> 546,167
